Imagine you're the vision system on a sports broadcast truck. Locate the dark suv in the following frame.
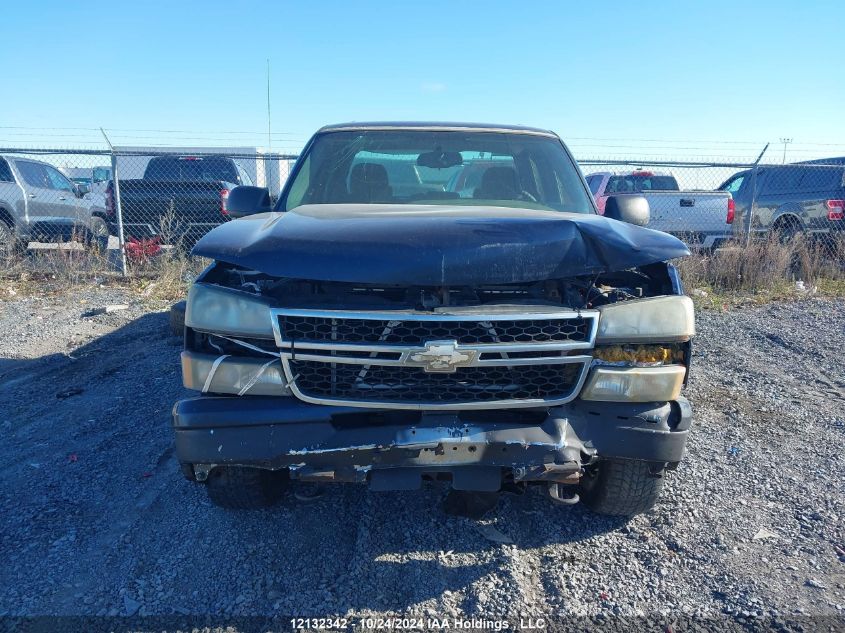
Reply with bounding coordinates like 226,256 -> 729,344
719,163 -> 845,240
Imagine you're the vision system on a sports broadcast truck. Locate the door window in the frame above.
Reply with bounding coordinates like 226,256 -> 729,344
16,161 -> 51,188
587,175 -> 602,195
44,166 -> 76,193
722,174 -> 745,194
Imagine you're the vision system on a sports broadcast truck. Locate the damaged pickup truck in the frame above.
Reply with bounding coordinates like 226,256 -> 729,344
173,122 -> 695,517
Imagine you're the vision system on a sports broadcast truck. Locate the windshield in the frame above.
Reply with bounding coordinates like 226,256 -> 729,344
281,130 -> 593,213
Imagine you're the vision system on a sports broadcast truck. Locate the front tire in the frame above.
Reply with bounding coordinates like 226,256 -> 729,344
85,217 -> 110,254
169,300 -> 186,336
579,458 -> 664,517
0,220 -> 26,257
773,216 -> 801,243
205,466 -> 287,509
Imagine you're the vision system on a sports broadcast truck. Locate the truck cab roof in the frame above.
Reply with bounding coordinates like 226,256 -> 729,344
317,121 -> 559,137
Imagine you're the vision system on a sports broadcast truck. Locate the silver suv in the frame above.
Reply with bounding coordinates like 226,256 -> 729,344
0,154 -> 110,255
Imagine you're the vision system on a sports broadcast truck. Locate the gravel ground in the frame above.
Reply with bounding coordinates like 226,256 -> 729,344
0,286 -> 843,627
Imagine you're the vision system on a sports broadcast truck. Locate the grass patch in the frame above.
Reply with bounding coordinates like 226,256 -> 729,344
1,211 -> 208,304
678,235 -> 845,308
3,232 -> 844,310
1,244 -> 207,306
126,250 -> 209,304
1,242 -> 116,300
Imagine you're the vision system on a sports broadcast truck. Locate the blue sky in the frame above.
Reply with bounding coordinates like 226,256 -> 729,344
1,0 -> 842,162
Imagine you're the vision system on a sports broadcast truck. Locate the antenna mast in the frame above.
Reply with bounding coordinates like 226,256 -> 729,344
266,58 -> 272,155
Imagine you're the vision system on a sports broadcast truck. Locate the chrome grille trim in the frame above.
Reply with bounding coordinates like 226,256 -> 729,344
270,307 -> 598,410
280,352 -> 594,368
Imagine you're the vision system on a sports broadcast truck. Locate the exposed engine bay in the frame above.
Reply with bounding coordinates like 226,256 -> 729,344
199,260 -> 681,311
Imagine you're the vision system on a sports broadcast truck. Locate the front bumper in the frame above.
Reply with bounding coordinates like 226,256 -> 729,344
172,396 -> 692,491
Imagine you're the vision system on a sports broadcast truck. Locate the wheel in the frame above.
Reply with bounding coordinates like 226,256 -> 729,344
205,466 -> 287,509
169,300 -> 186,336
0,220 -> 26,257
773,216 -> 801,243
579,458 -> 664,517
85,217 -> 110,254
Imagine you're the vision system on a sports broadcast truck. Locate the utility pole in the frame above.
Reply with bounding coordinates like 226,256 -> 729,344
780,137 -> 793,164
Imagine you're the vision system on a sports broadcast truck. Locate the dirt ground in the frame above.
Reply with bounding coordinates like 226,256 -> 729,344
1,285 -> 843,627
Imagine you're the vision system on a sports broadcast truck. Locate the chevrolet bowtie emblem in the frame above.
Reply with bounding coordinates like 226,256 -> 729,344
405,340 -> 477,373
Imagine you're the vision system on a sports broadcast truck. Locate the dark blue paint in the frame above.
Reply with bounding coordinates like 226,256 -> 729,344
192,204 -> 690,285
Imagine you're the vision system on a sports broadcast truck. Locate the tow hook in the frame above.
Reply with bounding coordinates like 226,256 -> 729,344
547,482 -> 580,505
193,464 -> 216,482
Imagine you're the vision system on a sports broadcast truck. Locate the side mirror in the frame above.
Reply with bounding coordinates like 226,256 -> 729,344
75,183 -> 90,197
226,186 -> 272,218
604,194 -> 650,226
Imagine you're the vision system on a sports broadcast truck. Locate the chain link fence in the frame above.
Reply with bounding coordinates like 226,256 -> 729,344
0,148 -> 296,274
0,147 -> 842,277
579,156 -> 845,254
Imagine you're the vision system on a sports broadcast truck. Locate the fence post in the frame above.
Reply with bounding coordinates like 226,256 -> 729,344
100,129 -> 128,276
744,143 -> 770,247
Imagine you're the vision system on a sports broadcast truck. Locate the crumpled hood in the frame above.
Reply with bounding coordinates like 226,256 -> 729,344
193,204 -> 690,285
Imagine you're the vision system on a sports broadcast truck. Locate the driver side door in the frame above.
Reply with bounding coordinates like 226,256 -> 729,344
43,164 -> 86,234
14,160 -> 56,225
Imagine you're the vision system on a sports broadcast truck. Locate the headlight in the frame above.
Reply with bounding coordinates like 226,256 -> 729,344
592,344 -> 684,366
182,351 -> 290,396
185,283 -> 274,338
596,296 -> 694,344
581,365 -> 685,402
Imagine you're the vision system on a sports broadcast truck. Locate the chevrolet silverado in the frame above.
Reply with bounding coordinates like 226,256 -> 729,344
173,122 -> 695,518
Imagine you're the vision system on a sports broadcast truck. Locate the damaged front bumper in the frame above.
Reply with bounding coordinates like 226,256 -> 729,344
172,396 -> 692,492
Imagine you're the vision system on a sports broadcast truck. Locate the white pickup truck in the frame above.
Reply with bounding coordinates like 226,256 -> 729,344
585,171 -> 734,249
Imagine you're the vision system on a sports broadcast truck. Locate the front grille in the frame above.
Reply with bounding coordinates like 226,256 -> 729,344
290,360 -> 582,404
272,308 -> 597,409
279,315 -> 592,345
